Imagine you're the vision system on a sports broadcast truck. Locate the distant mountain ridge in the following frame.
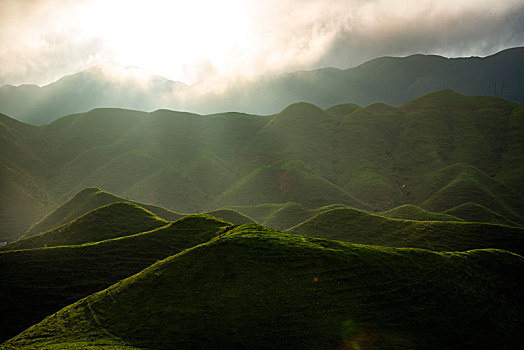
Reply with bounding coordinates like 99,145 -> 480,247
1,47 -> 523,125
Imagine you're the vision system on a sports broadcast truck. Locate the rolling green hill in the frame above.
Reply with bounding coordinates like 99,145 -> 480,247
4,224 -> 523,349
23,187 -> 183,239
443,202 -> 520,227
230,202 -> 349,231
213,159 -> 371,210
380,204 -> 464,222
238,91 -> 524,219
1,89 -> 523,241
415,163 -> 523,223
0,214 -> 231,342
204,209 -> 255,225
0,114 -> 57,241
324,102 -> 361,117
287,208 -> 524,255
1,202 -> 168,251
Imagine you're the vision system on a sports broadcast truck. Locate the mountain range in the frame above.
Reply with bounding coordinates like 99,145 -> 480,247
2,89 -> 523,242
1,47 -> 523,125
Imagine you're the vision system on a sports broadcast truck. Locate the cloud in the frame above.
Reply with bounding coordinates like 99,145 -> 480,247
0,32 -> 111,86
245,0 -> 524,71
0,0 -> 523,86
315,0 -> 524,68
0,0 -> 113,86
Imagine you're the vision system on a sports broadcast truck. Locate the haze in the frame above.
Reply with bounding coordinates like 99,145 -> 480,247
1,0 -> 524,87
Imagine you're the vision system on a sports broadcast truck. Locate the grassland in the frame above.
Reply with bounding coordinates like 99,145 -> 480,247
1,202 -> 168,251
380,204 -> 464,222
230,202 -> 348,230
1,52 -> 523,350
287,207 -> 524,255
1,90 -> 523,242
443,202 -> 520,226
23,187 -> 183,238
4,224 -> 523,349
0,214 -> 231,341
204,209 -> 255,225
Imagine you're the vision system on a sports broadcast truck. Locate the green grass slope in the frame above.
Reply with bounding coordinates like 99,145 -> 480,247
257,202 -> 317,230
205,209 -> 255,225
214,160 -> 370,210
23,187 -> 183,238
238,102 -> 354,188
443,202 -> 520,227
324,102 -> 361,117
76,151 -> 165,196
0,214 -> 231,342
4,225 -> 523,349
231,202 -> 350,231
122,166 -> 210,213
333,102 -> 407,208
230,202 -> 316,230
2,90 -> 524,239
287,208 -> 524,255
1,202 -> 167,251
240,102 -> 338,158
381,204 -> 464,222
416,163 -> 524,224
0,114 -> 56,240
497,104 -> 524,194
0,166 -> 54,241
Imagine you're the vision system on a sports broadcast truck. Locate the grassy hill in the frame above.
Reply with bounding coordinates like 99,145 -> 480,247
213,159 -> 370,210
238,91 -> 524,218
4,224 -> 523,349
287,208 -> 524,255
0,166 -> 53,242
23,187 -> 183,239
0,214 -> 231,342
204,209 -> 255,225
443,202 -> 520,226
1,202 -> 168,251
230,202 -> 349,231
324,102 -> 361,117
0,114 -> 56,241
415,163 -> 524,224
1,89 -> 523,241
381,204 -> 464,222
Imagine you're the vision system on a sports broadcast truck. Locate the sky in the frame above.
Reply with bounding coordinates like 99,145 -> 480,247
1,0 -> 523,87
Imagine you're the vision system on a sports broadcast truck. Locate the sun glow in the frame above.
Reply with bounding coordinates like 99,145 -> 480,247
2,0 -> 522,87
78,0 -> 252,83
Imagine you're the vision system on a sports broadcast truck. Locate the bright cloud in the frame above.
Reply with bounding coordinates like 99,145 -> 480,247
1,0 -> 523,86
